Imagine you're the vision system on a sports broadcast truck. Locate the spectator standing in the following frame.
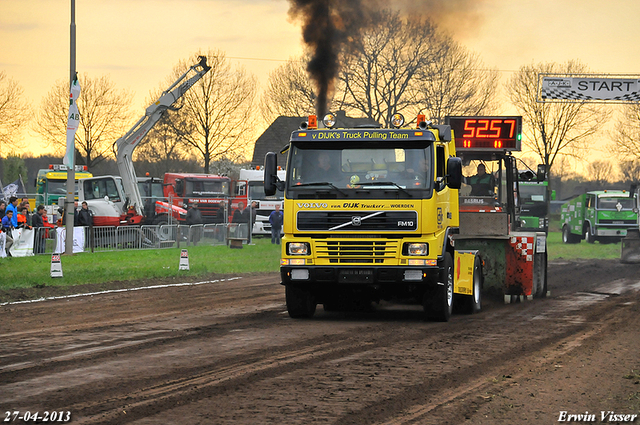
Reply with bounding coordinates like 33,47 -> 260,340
17,207 -> 32,230
2,210 -> 15,255
268,204 -> 283,245
232,202 -> 250,239
76,201 -> 93,227
6,197 -> 19,227
185,202 -> 203,245
32,205 -> 46,254
19,202 -> 32,225
0,200 -> 6,220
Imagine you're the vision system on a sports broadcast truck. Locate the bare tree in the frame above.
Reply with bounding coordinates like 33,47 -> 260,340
506,60 -> 610,176
0,72 -> 30,151
259,56 -> 316,124
587,160 -> 613,187
134,113 -> 192,175
612,103 -> 640,161
619,159 -> 640,184
336,10 -> 448,127
166,50 -> 257,173
33,73 -> 133,169
414,43 -> 499,124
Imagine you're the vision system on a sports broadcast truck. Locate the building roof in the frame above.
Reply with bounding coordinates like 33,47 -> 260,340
251,111 -> 379,168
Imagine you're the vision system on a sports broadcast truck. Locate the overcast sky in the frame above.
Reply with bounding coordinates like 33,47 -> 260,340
2,0 -> 640,165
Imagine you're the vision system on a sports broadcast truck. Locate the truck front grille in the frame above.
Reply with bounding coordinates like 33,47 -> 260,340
297,211 -> 417,231
315,240 -> 399,264
598,219 -> 637,225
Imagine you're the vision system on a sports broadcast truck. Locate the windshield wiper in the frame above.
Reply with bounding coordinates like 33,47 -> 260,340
295,182 -> 347,196
358,181 -> 413,197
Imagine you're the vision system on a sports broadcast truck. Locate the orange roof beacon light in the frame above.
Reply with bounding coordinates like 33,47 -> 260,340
416,114 -> 426,128
308,115 -> 318,130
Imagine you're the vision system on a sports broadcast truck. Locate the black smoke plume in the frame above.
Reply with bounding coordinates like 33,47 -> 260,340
287,0 -> 366,118
287,0 -> 486,118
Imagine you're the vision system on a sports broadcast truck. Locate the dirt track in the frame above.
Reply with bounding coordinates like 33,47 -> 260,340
1,259 -> 639,424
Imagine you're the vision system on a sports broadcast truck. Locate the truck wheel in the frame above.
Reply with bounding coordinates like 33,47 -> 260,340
535,251 -> 548,298
461,255 -> 482,314
584,224 -> 596,244
424,252 -> 454,322
562,225 -> 579,244
286,285 -> 316,318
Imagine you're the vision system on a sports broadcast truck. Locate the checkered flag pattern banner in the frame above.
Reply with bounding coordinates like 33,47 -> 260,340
541,87 -> 640,102
538,74 -> 640,103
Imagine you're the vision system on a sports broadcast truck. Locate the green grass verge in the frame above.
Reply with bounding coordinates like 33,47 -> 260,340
0,230 -> 624,291
0,238 -> 281,290
546,230 -> 622,261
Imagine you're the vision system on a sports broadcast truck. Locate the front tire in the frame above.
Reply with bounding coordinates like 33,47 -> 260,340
585,224 -> 596,244
424,252 -> 454,322
562,225 -> 579,244
286,285 -> 316,318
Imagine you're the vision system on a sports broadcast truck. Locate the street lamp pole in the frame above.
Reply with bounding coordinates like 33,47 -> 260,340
65,0 -> 76,255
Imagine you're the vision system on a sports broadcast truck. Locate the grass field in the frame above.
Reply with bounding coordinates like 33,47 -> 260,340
0,231 -> 624,291
546,230 -> 621,261
0,238 -> 281,290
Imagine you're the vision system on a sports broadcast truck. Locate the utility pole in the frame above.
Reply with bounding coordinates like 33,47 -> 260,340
65,0 -> 76,255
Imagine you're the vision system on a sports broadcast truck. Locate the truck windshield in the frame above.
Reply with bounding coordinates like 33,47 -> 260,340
520,183 -> 547,202
598,197 -> 635,210
249,182 -> 284,201
137,181 -> 164,199
185,179 -> 229,197
287,143 -> 432,199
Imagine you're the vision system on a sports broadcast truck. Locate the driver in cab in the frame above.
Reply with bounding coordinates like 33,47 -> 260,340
465,163 -> 495,196
306,152 -> 338,182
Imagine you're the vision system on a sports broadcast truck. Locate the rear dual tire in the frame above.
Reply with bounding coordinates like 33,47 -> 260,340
562,225 -> 580,244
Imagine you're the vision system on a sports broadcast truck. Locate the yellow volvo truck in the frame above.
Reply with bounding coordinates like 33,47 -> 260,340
263,113 -> 482,321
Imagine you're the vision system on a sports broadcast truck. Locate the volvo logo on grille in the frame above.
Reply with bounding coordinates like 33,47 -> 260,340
351,216 -> 362,226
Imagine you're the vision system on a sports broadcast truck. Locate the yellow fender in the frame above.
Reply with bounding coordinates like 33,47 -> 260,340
454,250 -> 479,295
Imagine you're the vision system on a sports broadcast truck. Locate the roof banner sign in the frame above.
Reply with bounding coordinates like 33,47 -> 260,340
539,74 -> 640,103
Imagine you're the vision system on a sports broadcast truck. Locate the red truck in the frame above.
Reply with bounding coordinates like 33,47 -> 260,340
159,173 -> 231,224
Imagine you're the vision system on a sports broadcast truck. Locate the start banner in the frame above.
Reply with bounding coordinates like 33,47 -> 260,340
540,75 -> 640,102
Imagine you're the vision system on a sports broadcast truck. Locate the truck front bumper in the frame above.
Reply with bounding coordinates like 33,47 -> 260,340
281,265 -> 440,286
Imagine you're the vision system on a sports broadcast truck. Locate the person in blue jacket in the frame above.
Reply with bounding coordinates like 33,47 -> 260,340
268,204 -> 283,245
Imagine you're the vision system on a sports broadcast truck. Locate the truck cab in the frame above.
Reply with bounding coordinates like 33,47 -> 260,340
35,164 -> 92,222
237,168 -> 286,235
561,190 -> 638,244
264,113 -> 480,321
517,167 -> 553,233
163,173 -> 231,224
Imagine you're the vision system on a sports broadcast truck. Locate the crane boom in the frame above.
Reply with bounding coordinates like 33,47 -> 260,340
115,56 -> 211,216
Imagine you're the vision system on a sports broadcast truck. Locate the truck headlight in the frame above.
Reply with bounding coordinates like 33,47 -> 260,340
288,242 -> 310,255
404,242 -> 428,256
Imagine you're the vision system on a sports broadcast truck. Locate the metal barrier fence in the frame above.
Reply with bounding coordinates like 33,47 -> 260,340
29,223 -> 249,255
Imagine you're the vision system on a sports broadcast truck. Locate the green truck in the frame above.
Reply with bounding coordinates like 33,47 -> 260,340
518,169 -> 553,233
561,190 -> 638,244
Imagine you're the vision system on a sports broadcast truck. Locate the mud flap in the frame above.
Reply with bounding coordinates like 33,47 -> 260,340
453,250 -> 478,296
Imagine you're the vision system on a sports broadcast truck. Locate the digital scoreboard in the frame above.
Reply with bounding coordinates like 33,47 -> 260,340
446,116 -> 522,151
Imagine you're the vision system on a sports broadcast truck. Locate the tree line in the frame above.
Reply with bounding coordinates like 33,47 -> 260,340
1,8 -> 639,182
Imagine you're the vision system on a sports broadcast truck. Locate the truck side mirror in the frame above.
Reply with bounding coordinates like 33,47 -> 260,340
264,152 -> 278,196
175,179 -> 183,196
446,157 -> 463,189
